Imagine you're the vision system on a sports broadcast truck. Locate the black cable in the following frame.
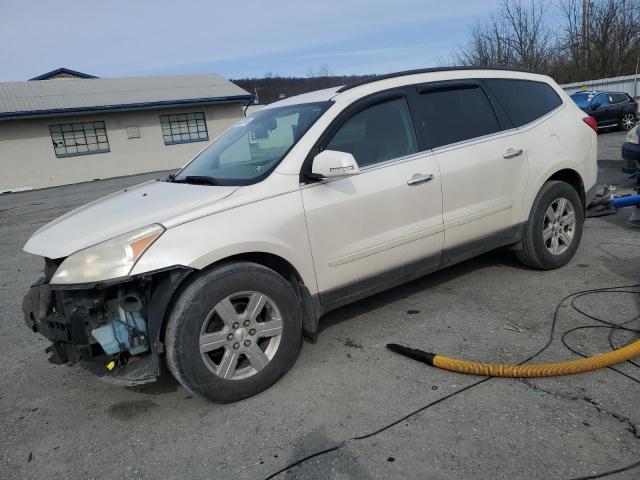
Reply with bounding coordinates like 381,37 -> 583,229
560,325 -> 640,384
568,459 -> 640,480
262,284 -> 640,480
608,317 -> 640,369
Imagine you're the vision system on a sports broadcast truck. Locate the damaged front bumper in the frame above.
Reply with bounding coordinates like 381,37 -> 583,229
22,259 -> 192,386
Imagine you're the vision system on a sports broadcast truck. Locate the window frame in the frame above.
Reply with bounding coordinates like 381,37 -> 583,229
300,88 -> 422,182
159,111 -> 209,146
49,120 -> 111,158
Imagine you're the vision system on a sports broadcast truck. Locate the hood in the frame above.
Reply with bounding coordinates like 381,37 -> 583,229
24,180 -> 238,259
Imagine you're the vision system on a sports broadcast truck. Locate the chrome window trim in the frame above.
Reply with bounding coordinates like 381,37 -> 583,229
299,149 -> 437,189
430,128 -> 519,155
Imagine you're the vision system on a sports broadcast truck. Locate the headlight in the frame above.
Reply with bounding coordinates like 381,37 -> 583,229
625,125 -> 639,144
51,224 -> 165,284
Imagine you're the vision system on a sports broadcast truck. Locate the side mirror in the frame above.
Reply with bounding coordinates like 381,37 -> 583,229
310,150 -> 360,179
590,103 -> 601,111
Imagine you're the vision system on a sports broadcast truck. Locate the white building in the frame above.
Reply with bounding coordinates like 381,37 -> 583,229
0,68 -> 251,192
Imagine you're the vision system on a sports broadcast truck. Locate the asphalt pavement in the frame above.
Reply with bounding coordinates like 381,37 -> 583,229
1,131 -> 638,480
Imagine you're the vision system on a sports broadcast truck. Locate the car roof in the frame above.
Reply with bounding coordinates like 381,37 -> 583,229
263,67 -> 554,110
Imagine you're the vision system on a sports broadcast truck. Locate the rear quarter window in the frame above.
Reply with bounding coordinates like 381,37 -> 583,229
484,79 -> 562,128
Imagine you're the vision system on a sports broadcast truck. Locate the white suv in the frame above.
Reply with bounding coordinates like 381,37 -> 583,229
22,68 -> 598,402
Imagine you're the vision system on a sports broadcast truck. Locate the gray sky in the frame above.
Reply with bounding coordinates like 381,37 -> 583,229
0,0 -> 501,81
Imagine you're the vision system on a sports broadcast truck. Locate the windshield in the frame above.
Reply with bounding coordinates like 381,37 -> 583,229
570,92 -> 594,108
174,102 -> 330,186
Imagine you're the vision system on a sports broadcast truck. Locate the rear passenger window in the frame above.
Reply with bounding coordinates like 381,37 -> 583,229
484,79 -> 562,127
416,86 -> 500,149
326,97 -> 418,167
611,93 -> 628,104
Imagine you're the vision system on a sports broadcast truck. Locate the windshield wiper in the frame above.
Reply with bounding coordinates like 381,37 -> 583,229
181,175 -> 219,186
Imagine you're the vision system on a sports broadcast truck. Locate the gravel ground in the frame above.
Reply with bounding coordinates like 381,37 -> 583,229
0,131 -> 638,480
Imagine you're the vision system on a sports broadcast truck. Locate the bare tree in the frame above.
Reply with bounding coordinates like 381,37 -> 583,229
454,16 -> 515,67
455,0 -> 555,71
556,0 -> 640,81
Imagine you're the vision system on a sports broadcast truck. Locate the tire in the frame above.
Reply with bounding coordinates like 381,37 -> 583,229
165,262 -> 303,403
515,181 -> 584,270
621,112 -> 637,131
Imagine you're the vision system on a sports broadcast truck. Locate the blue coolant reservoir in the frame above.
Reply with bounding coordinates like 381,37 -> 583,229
90,302 -> 148,356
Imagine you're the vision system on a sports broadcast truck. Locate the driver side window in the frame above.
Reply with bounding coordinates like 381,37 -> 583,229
325,97 -> 418,168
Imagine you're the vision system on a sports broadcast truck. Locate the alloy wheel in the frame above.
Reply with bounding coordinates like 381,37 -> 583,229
622,113 -> 636,130
199,291 -> 283,380
543,197 -> 576,255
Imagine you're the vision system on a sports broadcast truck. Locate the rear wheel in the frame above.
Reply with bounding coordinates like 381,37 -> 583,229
515,181 -> 584,270
621,113 -> 636,131
165,262 -> 303,403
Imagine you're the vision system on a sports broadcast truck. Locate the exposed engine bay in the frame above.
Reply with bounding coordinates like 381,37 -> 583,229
22,258 -> 191,385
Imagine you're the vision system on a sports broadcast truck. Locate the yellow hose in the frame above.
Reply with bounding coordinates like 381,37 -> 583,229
387,339 -> 640,377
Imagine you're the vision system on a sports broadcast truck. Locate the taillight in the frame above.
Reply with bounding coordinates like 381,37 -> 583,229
583,116 -> 598,132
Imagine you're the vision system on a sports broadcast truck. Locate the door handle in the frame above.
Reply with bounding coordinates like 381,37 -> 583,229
503,148 -> 524,159
407,173 -> 434,186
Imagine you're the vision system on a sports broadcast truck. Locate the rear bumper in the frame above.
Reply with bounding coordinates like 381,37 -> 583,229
621,142 -> 640,173
22,263 -> 192,385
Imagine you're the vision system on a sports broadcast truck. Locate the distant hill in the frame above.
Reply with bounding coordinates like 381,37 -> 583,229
231,74 -> 376,104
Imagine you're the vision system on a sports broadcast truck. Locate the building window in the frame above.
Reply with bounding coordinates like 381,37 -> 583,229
126,125 -> 141,139
49,121 -> 110,158
160,112 -> 208,145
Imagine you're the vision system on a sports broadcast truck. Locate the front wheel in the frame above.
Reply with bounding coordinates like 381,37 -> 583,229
165,262 -> 303,403
515,181 -> 584,270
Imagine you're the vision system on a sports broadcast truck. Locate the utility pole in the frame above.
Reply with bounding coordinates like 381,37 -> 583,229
581,0 -> 591,75
634,56 -> 639,99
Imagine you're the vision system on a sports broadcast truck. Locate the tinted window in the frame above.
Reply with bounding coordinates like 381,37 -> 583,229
416,86 -> 500,148
326,97 -> 418,167
611,93 -> 628,104
484,79 -> 562,127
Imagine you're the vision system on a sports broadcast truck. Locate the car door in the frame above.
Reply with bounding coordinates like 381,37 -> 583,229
411,80 -> 529,266
590,93 -> 612,124
301,93 -> 444,306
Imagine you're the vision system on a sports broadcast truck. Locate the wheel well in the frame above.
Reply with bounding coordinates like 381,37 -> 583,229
204,252 -> 320,335
547,169 -> 585,207
221,252 -> 302,283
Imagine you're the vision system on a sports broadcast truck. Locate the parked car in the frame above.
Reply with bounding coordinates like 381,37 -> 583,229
621,124 -> 640,173
570,90 -> 637,130
22,68 -> 598,403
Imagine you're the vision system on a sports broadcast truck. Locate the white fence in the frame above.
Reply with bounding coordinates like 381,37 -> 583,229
560,73 -> 640,97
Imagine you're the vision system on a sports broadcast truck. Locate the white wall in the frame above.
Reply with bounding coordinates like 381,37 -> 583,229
0,102 -> 243,191
561,74 -> 640,97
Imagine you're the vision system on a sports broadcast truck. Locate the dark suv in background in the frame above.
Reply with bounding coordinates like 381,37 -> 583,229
570,90 -> 637,130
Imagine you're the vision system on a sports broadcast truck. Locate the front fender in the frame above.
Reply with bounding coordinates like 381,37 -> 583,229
130,190 -> 319,295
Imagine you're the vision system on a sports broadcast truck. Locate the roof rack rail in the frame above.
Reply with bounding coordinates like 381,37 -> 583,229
335,66 -> 533,93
